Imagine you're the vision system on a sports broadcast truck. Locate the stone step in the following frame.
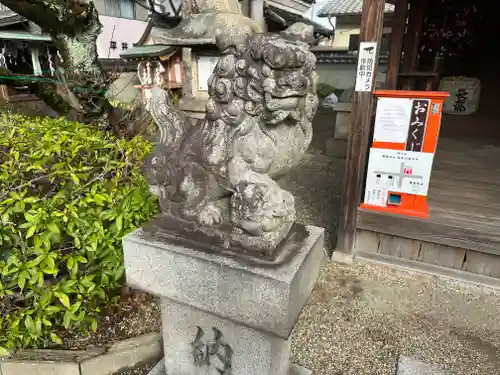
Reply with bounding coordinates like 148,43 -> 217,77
396,356 -> 447,375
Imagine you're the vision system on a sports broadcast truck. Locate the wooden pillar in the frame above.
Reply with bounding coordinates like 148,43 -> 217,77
336,0 -> 386,254
401,0 -> 427,74
385,0 -> 408,89
181,47 -> 194,98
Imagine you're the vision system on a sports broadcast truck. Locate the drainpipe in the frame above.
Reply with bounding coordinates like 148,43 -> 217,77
251,0 -> 267,31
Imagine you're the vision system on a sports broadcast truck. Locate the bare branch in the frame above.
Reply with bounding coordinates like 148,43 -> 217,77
0,0 -> 97,36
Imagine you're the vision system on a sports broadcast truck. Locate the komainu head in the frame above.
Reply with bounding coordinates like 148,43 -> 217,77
206,23 -> 319,130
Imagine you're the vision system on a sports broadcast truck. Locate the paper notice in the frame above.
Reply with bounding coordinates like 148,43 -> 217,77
373,97 -> 413,143
196,56 -> 219,91
364,186 -> 388,207
364,148 -> 435,202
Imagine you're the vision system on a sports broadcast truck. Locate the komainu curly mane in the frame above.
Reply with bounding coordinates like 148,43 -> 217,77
143,23 -> 319,255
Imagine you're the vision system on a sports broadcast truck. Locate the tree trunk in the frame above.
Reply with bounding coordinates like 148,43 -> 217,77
0,0 -> 120,130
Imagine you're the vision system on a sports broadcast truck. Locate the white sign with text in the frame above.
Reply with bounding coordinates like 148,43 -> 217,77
373,97 -> 413,143
354,42 -> 377,92
364,149 -> 435,207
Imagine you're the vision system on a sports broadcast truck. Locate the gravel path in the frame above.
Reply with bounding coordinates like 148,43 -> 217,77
292,261 -> 500,375
286,147 -> 500,374
280,152 -> 344,255
112,360 -> 158,375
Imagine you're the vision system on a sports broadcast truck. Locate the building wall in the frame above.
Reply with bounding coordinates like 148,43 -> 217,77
333,25 -> 392,50
82,0 -> 151,60
97,15 -> 149,59
330,14 -> 393,51
106,72 -> 141,104
92,0 -> 150,21
135,0 -> 150,21
316,62 -> 388,90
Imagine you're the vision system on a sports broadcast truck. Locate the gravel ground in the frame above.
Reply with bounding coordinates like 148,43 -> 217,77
284,152 -> 500,375
112,360 -> 158,375
280,152 -> 344,255
292,261 -> 500,375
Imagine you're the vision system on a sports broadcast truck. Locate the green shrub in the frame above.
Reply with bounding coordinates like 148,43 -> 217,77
0,114 -> 158,350
316,83 -> 344,99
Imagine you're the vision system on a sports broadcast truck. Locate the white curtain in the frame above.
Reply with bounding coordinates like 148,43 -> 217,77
120,0 -> 136,19
105,0 -> 136,19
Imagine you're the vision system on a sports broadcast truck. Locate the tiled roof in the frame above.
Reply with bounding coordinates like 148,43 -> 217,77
120,45 -> 176,59
266,5 -> 333,35
0,31 -> 51,42
317,0 -> 394,18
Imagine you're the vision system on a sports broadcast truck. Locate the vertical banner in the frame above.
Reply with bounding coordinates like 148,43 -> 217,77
354,42 -> 377,92
405,100 -> 430,152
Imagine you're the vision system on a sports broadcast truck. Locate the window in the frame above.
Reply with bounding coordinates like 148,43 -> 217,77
348,34 -> 360,51
381,33 -> 391,53
348,33 -> 391,53
104,0 -> 136,19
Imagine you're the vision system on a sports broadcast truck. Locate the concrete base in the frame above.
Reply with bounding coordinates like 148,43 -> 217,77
178,98 -> 207,123
123,224 -> 324,375
331,251 -> 354,265
147,359 -> 311,375
333,102 -> 352,140
161,299 -> 292,375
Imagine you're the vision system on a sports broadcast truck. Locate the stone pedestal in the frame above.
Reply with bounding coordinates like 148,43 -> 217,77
324,102 -> 352,158
123,225 -> 325,375
178,98 -> 207,124
333,102 -> 352,141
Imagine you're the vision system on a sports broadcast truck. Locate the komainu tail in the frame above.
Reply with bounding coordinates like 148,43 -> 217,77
149,87 -> 190,149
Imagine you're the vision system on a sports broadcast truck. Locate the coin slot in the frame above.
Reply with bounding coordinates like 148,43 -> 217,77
388,193 -> 402,206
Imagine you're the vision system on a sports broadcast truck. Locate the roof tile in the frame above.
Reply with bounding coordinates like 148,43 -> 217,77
317,0 -> 394,18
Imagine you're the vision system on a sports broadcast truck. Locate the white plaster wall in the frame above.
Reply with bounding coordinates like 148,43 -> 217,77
106,72 -> 141,104
316,63 -> 388,90
97,15 -> 149,59
333,26 -> 392,50
92,0 -> 150,21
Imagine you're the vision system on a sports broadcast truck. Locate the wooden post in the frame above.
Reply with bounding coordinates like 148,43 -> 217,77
181,0 -> 194,98
385,0 -> 408,89
181,47 -> 194,98
401,0 -> 427,74
336,0 -> 386,254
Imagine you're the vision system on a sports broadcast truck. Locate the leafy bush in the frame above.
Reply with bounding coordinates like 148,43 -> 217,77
0,114 -> 158,350
316,83 -> 344,99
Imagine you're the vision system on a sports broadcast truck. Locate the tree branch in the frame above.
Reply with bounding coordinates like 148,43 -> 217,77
0,68 -> 71,114
0,0 -> 126,135
0,0 -> 94,36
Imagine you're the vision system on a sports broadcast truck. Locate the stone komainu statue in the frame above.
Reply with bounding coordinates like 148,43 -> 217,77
144,23 -> 319,256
